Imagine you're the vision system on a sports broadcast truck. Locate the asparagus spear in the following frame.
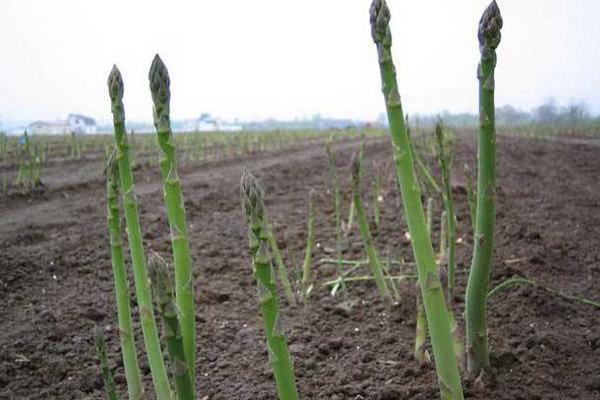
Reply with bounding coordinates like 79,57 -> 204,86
465,0 -> 503,376
106,152 -> 144,400
370,1 -> 464,398
267,222 -> 297,306
351,153 -> 393,303
435,122 -> 457,301
148,252 -> 193,400
301,189 -> 316,302
94,327 -> 121,400
149,55 -> 196,390
325,140 -> 345,293
241,168 -> 299,400
108,65 -> 172,400
463,163 -> 477,235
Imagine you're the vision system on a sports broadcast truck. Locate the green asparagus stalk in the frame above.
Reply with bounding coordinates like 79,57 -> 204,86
344,138 -> 364,236
301,190 -> 316,302
407,119 -> 442,196
414,287 -> 431,365
426,197 -> 434,234
435,122 -> 457,301
373,163 -> 384,234
148,252 -> 193,400
351,154 -> 393,303
463,163 -> 477,235
439,211 -> 447,260
325,140 -> 345,293
267,223 -> 297,306
241,168 -> 299,400
94,327 -> 121,400
149,55 -> 196,390
465,0 -> 503,376
106,152 -> 144,400
370,1 -> 464,398
108,65 -> 172,400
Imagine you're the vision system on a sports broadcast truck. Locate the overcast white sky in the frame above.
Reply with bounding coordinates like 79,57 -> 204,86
1,0 -> 599,123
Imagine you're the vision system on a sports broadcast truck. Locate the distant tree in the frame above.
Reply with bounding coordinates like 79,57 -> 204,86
496,104 -> 530,126
563,101 -> 590,124
533,98 -> 558,123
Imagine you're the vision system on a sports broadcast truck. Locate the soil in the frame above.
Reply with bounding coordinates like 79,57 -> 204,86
1,134 -> 599,400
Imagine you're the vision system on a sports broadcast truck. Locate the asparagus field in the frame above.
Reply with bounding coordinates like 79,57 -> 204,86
2,1 -> 600,399
1,131 -> 600,399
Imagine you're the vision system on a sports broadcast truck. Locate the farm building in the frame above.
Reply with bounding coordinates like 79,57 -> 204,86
26,114 -> 97,135
27,121 -> 70,135
184,113 -> 243,132
67,114 -> 97,134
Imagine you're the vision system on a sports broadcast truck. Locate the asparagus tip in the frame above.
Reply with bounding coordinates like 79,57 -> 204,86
149,54 -> 171,120
147,250 -> 173,303
478,0 -> 503,51
369,0 -> 391,44
351,151 -> 361,186
241,168 -> 265,224
107,65 -> 124,103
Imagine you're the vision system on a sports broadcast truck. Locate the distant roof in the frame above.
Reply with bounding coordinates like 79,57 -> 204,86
29,120 -> 69,127
68,113 -> 96,125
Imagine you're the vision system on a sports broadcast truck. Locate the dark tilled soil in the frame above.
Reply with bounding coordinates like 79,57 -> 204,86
1,134 -> 599,400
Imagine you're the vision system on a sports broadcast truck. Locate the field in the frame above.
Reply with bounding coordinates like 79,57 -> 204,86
1,131 -> 599,399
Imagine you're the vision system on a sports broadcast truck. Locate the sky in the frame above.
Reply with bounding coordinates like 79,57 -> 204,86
1,0 -> 599,124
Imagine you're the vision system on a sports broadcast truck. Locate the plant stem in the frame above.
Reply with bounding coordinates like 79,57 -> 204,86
94,327 -> 121,400
267,223 -> 297,306
414,288 -> 430,365
426,197 -> 433,235
301,190 -> 316,302
106,152 -> 144,400
148,252 -> 194,400
241,169 -> 299,400
318,257 -> 414,269
488,276 -> 600,309
326,140 -> 345,293
435,122 -> 457,301
108,65 -> 172,400
464,163 -> 477,235
351,153 -> 393,303
149,55 -> 196,391
465,0 -> 503,376
370,1 -> 463,398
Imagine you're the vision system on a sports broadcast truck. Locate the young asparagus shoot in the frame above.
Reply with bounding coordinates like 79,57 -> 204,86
267,223 -> 297,306
463,163 -> 477,235
344,137 -> 364,236
108,65 -> 172,400
241,168 -> 299,400
407,118 -> 442,196
372,162 -> 384,234
370,1 -> 464,398
149,55 -> 196,390
426,197 -> 434,235
439,211 -> 447,261
435,122 -> 457,300
325,140 -> 345,294
301,190 -> 316,302
106,152 -> 144,400
351,153 -> 393,302
414,286 -> 431,365
94,327 -> 121,400
465,0 -> 503,376
148,252 -> 194,400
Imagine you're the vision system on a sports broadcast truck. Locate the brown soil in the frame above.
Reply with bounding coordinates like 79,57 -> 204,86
1,134 -> 599,400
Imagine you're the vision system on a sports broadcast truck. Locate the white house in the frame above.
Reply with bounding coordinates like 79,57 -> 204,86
26,113 -> 97,135
186,114 -> 243,132
27,121 -> 70,135
67,114 -> 97,134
